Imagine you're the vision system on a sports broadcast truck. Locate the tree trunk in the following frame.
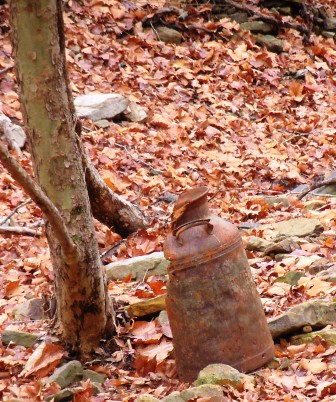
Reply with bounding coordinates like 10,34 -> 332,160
9,0 -> 114,355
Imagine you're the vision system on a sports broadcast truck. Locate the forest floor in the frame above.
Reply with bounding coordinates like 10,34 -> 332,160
1,0 -> 336,401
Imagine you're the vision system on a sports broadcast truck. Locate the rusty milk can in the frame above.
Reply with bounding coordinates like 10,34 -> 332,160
164,187 -> 274,382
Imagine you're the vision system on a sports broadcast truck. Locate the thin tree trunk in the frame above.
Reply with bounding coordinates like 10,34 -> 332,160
9,0 -> 114,355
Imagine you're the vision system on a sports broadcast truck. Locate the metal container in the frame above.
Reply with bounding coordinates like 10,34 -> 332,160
164,187 -> 274,382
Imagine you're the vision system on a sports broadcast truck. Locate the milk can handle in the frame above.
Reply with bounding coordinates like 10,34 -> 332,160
174,219 -> 213,244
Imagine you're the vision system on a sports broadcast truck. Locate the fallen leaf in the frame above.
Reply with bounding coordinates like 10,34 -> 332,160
20,342 -> 64,378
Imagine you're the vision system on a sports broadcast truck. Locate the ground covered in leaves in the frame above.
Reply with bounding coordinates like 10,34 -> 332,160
0,0 -> 336,401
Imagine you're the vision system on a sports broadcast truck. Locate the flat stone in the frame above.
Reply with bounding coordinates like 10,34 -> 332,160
82,369 -> 106,384
256,35 -> 284,53
74,93 -> 128,121
324,17 -> 336,31
94,119 -> 111,128
316,265 -> 336,282
268,300 -> 336,339
158,310 -> 169,326
263,238 -> 300,256
155,26 -> 182,44
125,101 -> 147,123
0,112 -> 26,152
291,328 -> 336,346
14,298 -> 44,320
322,31 -> 335,38
245,236 -> 274,252
2,329 -> 39,348
45,388 -> 75,402
303,200 -> 327,210
194,364 -> 255,390
106,252 -> 170,281
229,12 -> 249,23
262,218 -> 323,238
162,385 -> 223,402
240,21 -> 273,34
126,295 -> 166,318
46,360 -> 83,389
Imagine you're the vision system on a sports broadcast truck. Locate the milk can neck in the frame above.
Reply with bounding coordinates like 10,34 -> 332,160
171,187 -> 210,229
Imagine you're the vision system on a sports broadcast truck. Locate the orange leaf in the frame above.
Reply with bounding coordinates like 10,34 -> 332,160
21,342 -> 64,378
289,81 -> 305,102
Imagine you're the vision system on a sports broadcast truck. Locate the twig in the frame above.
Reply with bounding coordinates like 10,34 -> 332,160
0,200 -> 31,225
28,220 -> 44,228
0,138 -> 77,260
101,239 -> 127,262
115,143 -> 163,174
0,225 -> 42,237
298,178 -> 336,200
0,65 -> 15,75
283,132 -> 311,143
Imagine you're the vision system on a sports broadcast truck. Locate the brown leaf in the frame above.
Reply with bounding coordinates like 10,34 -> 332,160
21,342 -> 64,378
130,321 -> 162,344
300,358 -> 327,374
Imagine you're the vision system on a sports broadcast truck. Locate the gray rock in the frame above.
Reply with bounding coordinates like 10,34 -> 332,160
162,384 -> 223,402
256,35 -> 284,53
74,93 -> 128,121
314,184 -> 336,196
292,172 -> 336,196
303,200 -> 327,210
263,238 -> 300,256
324,17 -> 336,31
137,395 -> 160,402
158,310 -> 169,326
322,31 -> 335,38
291,328 -> 336,346
2,329 -> 39,348
268,300 -> 336,339
14,297 -> 44,320
47,360 -> 83,389
45,388 -> 75,402
106,252 -> 170,281
94,119 -> 111,128
125,101 -> 147,123
316,265 -> 336,282
194,364 -> 255,389
82,369 -> 106,384
155,26 -> 183,44
245,236 -> 274,252
229,12 -> 249,23
262,218 -> 323,238
0,111 -> 26,152
240,21 -> 273,34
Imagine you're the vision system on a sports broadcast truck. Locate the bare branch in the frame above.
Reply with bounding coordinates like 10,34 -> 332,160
0,200 -> 31,225
0,225 -> 42,237
0,139 -> 77,259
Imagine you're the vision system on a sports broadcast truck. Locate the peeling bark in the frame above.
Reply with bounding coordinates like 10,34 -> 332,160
9,0 -> 114,355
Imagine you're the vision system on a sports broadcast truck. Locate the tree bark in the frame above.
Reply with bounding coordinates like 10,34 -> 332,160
9,0 -> 114,355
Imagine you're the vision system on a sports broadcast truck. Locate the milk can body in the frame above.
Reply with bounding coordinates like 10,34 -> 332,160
164,187 -> 274,382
